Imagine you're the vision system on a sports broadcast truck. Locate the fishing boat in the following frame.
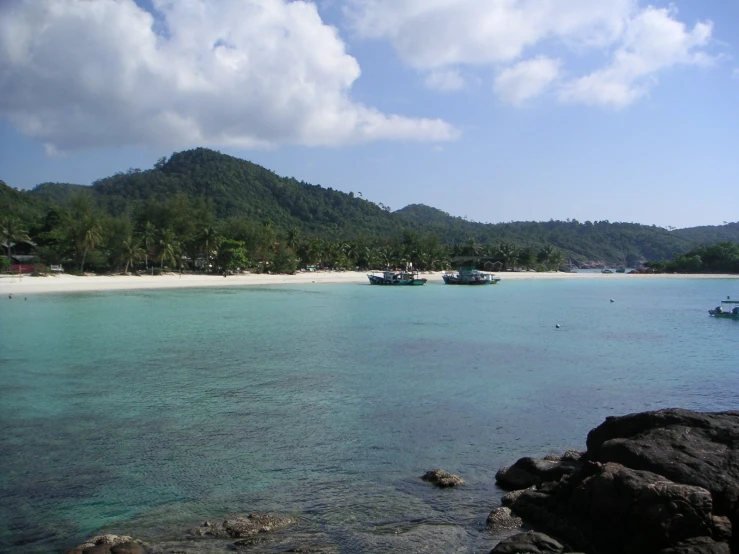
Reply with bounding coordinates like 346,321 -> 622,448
367,270 -> 427,286
709,297 -> 739,318
442,267 -> 500,285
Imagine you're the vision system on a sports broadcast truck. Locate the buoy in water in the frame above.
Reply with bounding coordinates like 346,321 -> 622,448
610,299 -> 615,303
555,324 -> 561,329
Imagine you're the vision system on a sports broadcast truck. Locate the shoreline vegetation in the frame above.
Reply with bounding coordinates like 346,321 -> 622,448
2,270 -> 738,296
3,148 -> 739,278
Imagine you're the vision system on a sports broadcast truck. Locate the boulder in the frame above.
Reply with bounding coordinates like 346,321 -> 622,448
421,469 -> 465,487
511,462 -> 716,553
585,409 -> 739,516
486,507 -> 523,531
490,531 -> 565,553
496,456 -> 582,491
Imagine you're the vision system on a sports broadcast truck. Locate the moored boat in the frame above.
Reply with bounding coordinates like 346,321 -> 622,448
709,297 -> 739,318
442,267 -> 500,285
368,270 -> 427,286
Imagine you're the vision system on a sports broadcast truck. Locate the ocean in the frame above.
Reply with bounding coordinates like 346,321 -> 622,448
1,278 -> 737,553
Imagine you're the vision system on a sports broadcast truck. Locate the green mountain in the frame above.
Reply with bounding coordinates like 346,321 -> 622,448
5,147 -> 738,266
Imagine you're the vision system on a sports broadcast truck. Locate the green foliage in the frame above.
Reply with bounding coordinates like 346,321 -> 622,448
5,148 -> 739,274
646,241 -> 739,273
271,246 -> 298,274
217,239 -> 249,271
0,256 -> 9,272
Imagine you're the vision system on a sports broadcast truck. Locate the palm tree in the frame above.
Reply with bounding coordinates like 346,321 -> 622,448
462,237 -> 482,258
139,221 -> 157,271
121,237 -> 145,274
157,229 -> 179,270
307,238 -> 325,267
77,216 -> 102,273
1,216 -> 31,263
497,242 -> 520,271
537,245 -> 564,270
286,227 -> 301,253
196,224 -> 218,273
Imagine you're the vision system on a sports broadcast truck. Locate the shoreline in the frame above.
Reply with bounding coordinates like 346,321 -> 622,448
1,270 -> 738,296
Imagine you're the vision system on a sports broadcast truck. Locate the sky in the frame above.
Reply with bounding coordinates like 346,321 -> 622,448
0,0 -> 737,229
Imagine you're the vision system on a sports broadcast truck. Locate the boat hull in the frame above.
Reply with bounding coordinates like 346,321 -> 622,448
442,278 -> 498,285
709,311 -> 739,318
368,275 -> 427,286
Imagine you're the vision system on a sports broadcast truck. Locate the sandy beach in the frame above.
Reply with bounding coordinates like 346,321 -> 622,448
1,270 -> 738,296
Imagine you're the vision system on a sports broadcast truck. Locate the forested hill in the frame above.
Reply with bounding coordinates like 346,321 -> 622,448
3,147 -> 739,265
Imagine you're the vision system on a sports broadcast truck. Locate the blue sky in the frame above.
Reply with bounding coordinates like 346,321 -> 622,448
0,0 -> 737,228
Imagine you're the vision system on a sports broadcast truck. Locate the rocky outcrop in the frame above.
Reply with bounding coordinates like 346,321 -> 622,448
421,469 -> 465,487
496,454 -> 583,491
495,409 -> 739,554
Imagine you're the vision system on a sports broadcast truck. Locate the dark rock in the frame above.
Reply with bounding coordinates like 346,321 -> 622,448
658,536 -> 731,554
496,456 -> 581,491
585,409 -> 739,516
490,531 -> 564,553
486,507 -> 523,531
421,469 -> 464,487
711,516 -> 732,542
512,462 -> 716,553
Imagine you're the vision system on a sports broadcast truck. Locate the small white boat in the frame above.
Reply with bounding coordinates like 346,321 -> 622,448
442,267 -> 500,285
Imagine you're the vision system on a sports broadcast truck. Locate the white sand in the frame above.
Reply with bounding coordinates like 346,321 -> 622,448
1,270 -> 737,296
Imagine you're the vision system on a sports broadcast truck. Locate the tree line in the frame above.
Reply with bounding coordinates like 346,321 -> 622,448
645,242 -> 739,274
1,193 -> 569,275
3,148 -> 739,271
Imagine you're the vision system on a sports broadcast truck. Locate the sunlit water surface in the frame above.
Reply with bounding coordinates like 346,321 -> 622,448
1,278 -> 738,552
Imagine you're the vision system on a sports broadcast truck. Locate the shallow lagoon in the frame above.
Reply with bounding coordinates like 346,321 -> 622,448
1,279 -> 738,552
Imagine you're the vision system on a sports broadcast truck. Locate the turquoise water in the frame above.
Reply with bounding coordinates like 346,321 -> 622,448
1,279 -> 738,552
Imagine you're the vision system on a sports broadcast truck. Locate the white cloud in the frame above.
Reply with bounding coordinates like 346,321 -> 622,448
346,0 -> 716,107
345,0 -> 635,68
494,57 -> 560,105
0,0 -> 457,152
560,7 -> 714,107
424,69 -> 466,92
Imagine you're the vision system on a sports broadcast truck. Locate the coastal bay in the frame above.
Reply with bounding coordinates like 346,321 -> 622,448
2,278 -> 738,553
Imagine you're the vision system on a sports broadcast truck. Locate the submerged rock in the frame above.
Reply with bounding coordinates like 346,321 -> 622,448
490,531 -> 566,553
421,469 -> 465,487
187,512 -> 295,540
66,535 -> 148,554
224,513 -> 295,538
